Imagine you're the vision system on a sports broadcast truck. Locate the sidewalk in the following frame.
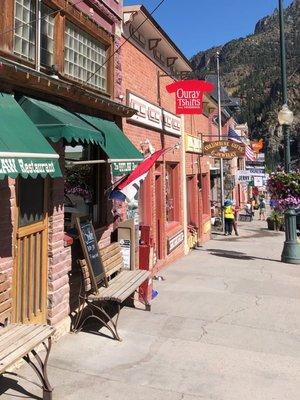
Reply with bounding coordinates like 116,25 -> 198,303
2,220 -> 300,400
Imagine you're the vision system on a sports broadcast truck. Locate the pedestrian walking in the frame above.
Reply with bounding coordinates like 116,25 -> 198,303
223,199 -> 235,236
259,197 -> 267,221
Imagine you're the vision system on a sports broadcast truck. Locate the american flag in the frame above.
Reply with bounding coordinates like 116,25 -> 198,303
228,127 -> 256,161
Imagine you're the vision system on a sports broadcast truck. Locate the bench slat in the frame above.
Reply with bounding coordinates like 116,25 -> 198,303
94,271 -> 134,299
89,270 -> 150,303
0,325 -> 48,360
0,325 -> 35,353
100,242 -> 120,257
0,327 -> 54,374
110,271 -> 149,302
100,246 -> 122,263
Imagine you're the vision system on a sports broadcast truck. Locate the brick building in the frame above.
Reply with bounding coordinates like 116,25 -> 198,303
0,0 -> 140,334
121,5 -> 214,273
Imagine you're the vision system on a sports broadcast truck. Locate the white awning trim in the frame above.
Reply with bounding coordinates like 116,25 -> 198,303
0,152 -> 59,159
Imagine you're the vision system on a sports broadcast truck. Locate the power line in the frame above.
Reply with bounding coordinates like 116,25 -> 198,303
0,0 -> 85,38
84,0 -> 168,85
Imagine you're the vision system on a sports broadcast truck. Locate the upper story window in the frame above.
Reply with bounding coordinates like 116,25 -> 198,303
14,0 -> 36,61
64,22 -> 107,92
14,0 -> 54,66
40,3 -> 55,66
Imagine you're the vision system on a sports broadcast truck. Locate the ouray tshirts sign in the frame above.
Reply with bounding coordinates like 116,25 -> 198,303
166,80 -> 214,114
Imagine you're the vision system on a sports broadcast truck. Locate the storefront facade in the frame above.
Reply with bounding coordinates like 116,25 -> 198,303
0,0 -> 139,333
122,5 -> 192,270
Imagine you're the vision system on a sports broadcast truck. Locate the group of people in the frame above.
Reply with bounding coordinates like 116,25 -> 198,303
223,196 -> 267,236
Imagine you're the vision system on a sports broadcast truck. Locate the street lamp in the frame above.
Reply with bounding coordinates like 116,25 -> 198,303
278,0 -> 300,264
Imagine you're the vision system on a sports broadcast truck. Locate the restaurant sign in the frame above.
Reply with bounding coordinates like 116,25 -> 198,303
203,140 -> 245,159
0,157 -> 60,179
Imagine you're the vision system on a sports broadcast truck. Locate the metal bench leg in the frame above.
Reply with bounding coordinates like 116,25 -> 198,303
75,300 -> 122,341
73,293 -> 87,333
88,301 -> 122,341
136,289 -> 151,312
23,338 -> 53,400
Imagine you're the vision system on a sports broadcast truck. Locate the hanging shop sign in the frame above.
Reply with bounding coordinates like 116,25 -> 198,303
236,170 -> 269,185
166,80 -> 214,114
185,135 -> 202,153
112,161 -> 139,176
251,139 -> 264,153
203,140 -> 245,159
167,230 -> 184,255
246,165 -> 265,174
127,92 -> 181,135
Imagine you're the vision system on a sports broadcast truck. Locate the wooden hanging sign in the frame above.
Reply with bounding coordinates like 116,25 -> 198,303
203,140 -> 245,159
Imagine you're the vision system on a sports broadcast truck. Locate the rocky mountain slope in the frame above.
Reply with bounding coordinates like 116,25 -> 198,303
191,1 -> 299,170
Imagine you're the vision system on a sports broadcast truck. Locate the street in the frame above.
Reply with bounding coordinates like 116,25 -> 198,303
1,219 -> 300,400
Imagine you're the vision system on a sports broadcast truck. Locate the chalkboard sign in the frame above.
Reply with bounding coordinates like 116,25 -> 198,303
76,217 -> 108,291
238,214 -> 252,222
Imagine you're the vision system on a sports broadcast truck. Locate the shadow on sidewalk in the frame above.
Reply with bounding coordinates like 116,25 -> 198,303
0,374 -> 41,399
204,248 -> 281,263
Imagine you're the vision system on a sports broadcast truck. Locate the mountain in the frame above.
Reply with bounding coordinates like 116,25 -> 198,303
191,1 -> 299,170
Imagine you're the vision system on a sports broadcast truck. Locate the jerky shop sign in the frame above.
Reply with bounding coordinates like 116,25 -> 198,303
203,140 -> 245,159
166,80 -> 214,114
0,158 -> 55,174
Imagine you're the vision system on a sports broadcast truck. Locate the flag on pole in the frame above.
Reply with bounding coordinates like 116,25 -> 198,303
109,148 -> 169,202
228,127 -> 256,161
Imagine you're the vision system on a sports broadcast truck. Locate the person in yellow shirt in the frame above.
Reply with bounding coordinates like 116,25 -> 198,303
223,199 -> 235,236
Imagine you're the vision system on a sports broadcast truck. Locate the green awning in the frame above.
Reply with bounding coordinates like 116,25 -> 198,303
19,97 -> 105,146
0,93 -> 62,179
77,114 -> 143,176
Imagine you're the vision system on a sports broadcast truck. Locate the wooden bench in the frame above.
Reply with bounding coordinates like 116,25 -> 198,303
0,273 -> 55,400
74,242 -> 151,341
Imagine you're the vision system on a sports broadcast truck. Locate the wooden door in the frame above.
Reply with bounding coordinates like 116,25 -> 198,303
13,177 -> 48,324
155,174 -> 164,260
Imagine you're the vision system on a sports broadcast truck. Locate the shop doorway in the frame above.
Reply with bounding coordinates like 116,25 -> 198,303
13,177 -> 48,323
155,173 -> 164,260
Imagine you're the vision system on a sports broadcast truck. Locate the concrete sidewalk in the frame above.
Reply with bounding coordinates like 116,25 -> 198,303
2,220 -> 300,400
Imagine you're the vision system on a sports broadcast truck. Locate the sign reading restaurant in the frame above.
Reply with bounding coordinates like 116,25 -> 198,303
203,140 -> 245,159
0,157 -> 56,175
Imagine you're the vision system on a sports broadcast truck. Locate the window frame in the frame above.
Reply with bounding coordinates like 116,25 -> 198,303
1,0 -> 114,96
165,162 -> 180,225
63,20 -> 109,93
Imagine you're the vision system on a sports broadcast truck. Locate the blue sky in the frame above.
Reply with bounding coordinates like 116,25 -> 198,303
124,0 -> 293,58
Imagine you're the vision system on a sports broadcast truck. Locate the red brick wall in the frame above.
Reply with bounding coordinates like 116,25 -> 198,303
47,144 -> 72,325
0,178 -> 15,290
121,38 -> 184,269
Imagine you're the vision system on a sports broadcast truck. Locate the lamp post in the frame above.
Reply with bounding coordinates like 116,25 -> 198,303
278,0 -> 300,264
216,51 -> 225,232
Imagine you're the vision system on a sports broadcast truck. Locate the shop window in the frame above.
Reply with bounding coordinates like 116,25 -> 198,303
14,0 -> 36,61
186,176 -> 196,226
64,145 -> 111,231
40,3 -> 55,66
64,21 -> 107,91
165,163 -> 180,224
201,173 -> 210,215
19,176 -> 44,227
14,1 -> 55,65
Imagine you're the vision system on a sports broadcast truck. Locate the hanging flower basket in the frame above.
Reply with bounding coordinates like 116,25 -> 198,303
267,171 -> 300,212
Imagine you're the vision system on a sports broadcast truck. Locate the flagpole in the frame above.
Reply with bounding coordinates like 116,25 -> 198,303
216,51 -> 225,232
